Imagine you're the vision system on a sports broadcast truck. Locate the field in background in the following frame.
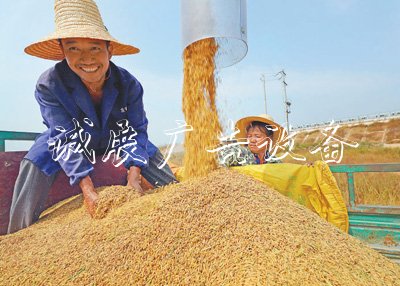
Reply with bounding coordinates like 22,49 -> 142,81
285,143 -> 400,206
293,117 -> 400,146
161,118 -> 400,206
288,118 -> 400,206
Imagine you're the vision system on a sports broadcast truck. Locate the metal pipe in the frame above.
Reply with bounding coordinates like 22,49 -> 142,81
181,0 -> 248,69
260,74 -> 267,114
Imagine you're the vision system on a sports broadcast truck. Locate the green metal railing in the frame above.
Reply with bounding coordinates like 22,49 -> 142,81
329,163 -> 400,264
329,163 -> 400,212
0,131 -> 40,152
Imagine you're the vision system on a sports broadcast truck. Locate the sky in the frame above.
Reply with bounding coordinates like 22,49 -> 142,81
1,0 -> 399,150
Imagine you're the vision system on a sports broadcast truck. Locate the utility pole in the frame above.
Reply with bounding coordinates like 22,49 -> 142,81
260,74 -> 267,114
276,70 -> 291,134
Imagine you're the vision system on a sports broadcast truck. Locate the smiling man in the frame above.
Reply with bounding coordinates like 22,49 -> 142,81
60,38 -> 112,96
7,0 -> 177,234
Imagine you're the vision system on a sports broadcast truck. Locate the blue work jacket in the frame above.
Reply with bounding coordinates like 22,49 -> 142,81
26,60 -> 158,185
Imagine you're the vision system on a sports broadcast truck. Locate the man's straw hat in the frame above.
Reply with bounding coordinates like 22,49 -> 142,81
235,114 -> 287,146
24,0 -> 139,60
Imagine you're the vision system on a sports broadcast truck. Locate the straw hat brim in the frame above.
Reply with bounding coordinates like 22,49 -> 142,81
235,115 -> 287,146
25,31 -> 139,60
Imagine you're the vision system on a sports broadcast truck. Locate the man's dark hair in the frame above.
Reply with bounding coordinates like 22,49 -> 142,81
246,121 -> 274,138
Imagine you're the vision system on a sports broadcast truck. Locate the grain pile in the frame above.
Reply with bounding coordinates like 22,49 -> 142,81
1,168 -> 399,286
92,186 -> 139,219
182,38 -> 222,179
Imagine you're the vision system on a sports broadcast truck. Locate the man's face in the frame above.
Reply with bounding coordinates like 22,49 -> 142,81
60,38 -> 113,84
247,126 -> 271,154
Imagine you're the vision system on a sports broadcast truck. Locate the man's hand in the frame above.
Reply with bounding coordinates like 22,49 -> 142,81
127,166 -> 144,195
79,176 -> 98,217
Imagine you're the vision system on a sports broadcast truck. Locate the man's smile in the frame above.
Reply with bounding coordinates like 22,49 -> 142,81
78,65 -> 100,73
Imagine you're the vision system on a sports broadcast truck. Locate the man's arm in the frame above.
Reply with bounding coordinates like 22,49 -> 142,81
36,82 -> 94,185
122,79 -> 150,170
123,77 -> 149,193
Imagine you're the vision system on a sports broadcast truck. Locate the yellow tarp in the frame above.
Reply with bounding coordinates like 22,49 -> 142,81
232,161 -> 349,233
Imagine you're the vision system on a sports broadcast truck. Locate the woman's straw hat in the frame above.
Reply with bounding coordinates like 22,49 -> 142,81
235,114 -> 287,146
24,0 -> 139,60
